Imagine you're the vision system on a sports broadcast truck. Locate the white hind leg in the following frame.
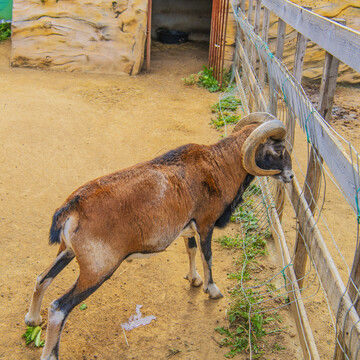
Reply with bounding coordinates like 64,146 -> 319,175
25,245 -> 74,326
183,237 -> 203,287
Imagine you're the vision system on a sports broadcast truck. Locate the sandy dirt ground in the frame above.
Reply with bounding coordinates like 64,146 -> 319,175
0,40 -> 304,360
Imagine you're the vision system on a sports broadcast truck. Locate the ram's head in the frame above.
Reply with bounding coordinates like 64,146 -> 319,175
234,112 -> 294,183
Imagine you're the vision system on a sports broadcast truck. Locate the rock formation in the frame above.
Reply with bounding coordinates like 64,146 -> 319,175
11,0 -> 148,75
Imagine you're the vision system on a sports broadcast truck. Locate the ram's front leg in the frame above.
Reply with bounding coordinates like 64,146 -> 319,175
198,227 -> 223,299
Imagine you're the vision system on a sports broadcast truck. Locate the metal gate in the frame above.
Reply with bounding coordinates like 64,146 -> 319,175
209,0 -> 230,87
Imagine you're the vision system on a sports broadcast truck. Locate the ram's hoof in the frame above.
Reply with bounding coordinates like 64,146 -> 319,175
204,284 -> 223,299
185,273 -> 203,287
25,312 -> 42,327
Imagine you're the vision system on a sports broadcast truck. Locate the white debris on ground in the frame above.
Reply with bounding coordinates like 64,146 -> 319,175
121,305 -> 156,331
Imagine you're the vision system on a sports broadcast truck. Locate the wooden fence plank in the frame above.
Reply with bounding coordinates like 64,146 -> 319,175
261,0 -> 360,74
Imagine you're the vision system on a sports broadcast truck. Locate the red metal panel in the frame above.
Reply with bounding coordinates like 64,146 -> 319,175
209,0 -> 230,87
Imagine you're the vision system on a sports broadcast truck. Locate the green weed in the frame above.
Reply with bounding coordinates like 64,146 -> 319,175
211,96 -> 242,129
198,66 -> 221,92
182,66 -> 232,93
215,191 -> 286,358
272,343 -> 286,351
22,326 -> 45,347
0,23 -> 11,41
211,96 -> 242,113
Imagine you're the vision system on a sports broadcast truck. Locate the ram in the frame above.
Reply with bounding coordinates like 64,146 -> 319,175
25,112 -> 293,360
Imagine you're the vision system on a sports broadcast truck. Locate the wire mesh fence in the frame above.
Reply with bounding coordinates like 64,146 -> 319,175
215,1 -> 360,358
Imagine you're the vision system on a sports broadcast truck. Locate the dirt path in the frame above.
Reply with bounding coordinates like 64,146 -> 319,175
0,40 -> 302,360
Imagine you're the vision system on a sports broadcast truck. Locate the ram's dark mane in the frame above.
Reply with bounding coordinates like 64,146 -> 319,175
215,174 -> 254,228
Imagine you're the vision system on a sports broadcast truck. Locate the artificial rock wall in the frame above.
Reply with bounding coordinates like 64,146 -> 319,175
11,0 -> 148,75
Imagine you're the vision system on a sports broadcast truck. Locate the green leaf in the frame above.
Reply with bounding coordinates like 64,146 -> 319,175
79,303 -> 87,310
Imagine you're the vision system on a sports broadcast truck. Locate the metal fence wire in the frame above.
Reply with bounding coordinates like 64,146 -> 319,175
215,1 -> 360,359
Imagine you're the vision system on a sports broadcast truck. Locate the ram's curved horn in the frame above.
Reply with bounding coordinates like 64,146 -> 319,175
232,112 -> 278,134
241,120 -> 286,176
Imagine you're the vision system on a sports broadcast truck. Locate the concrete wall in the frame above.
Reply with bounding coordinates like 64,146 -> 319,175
151,0 -> 212,42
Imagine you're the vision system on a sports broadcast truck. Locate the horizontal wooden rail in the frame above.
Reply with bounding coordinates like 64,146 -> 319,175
261,0 -> 360,74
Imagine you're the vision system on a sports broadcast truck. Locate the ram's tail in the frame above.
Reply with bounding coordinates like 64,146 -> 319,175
49,196 -> 80,245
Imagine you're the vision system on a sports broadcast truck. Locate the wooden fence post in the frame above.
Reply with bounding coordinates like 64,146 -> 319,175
293,18 -> 345,295
293,29 -> 309,84
248,0 -> 254,24
317,18 -> 346,123
271,17 -> 287,218
324,17 -> 356,360
240,0 -> 245,12
270,18 -> 286,115
251,0 -> 262,72
259,7 -> 270,86
146,0 -> 152,72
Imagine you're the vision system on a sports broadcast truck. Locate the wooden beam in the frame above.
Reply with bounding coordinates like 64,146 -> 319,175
251,0 -> 262,73
248,0 -> 254,25
240,0 -> 245,12
261,0 -> 360,73
259,7 -> 270,85
293,32 -> 308,83
146,0 -> 152,72
269,17 -> 286,117
275,18 -> 286,60
293,146 -> 322,289
317,18 -> 346,123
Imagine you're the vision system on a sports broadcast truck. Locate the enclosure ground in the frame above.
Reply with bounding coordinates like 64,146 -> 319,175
2,39 -> 356,359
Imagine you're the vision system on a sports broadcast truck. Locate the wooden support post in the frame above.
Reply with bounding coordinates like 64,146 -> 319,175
254,0 -> 261,35
238,0 -> 246,45
276,43 -> 295,218
336,241 -> 360,359
251,0 -> 262,72
317,17 -> 346,123
293,17 -> 344,295
248,0 -> 254,25
259,7 -> 270,86
270,18 -> 286,116
275,18 -> 286,60
240,0 -> 245,12
146,0 -> 152,72
293,32 -> 308,83
293,6 -> 311,83
245,0 -> 254,57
